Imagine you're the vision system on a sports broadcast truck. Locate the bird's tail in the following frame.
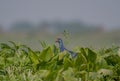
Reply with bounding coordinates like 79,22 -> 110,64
64,48 -> 77,58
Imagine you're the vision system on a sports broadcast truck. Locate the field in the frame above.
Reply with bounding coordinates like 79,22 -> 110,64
0,41 -> 120,81
0,29 -> 120,50
0,30 -> 120,81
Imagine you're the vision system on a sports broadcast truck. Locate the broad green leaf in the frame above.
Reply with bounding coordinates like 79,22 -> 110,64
38,70 -> 50,78
54,69 -> 64,81
80,48 -> 87,59
86,48 -> 97,63
63,57 -> 73,70
95,54 -> 109,70
47,55 -> 59,70
74,53 -> 87,67
28,48 -> 39,65
58,51 -> 67,61
104,55 -> 120,66
40,46 -> 54,62
45,70 -> 58,81
62,67 -> 78,81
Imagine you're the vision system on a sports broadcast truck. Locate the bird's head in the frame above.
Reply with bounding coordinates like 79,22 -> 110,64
56,38 -> 63,44
56,38 -> 65,52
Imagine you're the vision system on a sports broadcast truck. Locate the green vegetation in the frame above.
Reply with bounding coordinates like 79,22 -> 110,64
0,41 -> 120,81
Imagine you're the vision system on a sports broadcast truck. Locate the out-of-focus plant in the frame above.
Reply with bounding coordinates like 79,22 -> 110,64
0,41 -> 120,81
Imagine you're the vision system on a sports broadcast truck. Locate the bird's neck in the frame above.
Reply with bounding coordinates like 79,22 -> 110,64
59,42 -> 65,52
59,43 -> 64,48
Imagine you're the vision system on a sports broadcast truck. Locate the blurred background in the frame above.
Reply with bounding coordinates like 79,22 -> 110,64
0,0 -> 120,50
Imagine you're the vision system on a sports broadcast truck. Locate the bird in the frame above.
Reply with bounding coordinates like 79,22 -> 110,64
56,38 -> 77,58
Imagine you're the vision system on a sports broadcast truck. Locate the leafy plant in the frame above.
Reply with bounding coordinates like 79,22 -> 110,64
0,41 -> 120,81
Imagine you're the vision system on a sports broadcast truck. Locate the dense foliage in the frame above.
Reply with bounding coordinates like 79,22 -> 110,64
0,41 -> 120,81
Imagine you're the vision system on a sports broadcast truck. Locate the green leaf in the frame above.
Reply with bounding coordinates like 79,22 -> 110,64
0,43 -> 11,49
28,48 -> 40,65
62,67 -> 78,81
38,70 -> 50,78
74,53 -> 87,70
113,64 -> 120,76
52,44 -> 59,55
39,47 -> 54,62
104,55 -> 120,66
86,48 -> 97,63
45,70 -> 58,81
80,48 -> 88,61
63,57 -> 73,70
58,51 -> 67,61
8,41 -> 19,50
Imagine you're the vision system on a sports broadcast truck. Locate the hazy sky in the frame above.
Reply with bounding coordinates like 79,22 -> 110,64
0,0 -> 120,29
